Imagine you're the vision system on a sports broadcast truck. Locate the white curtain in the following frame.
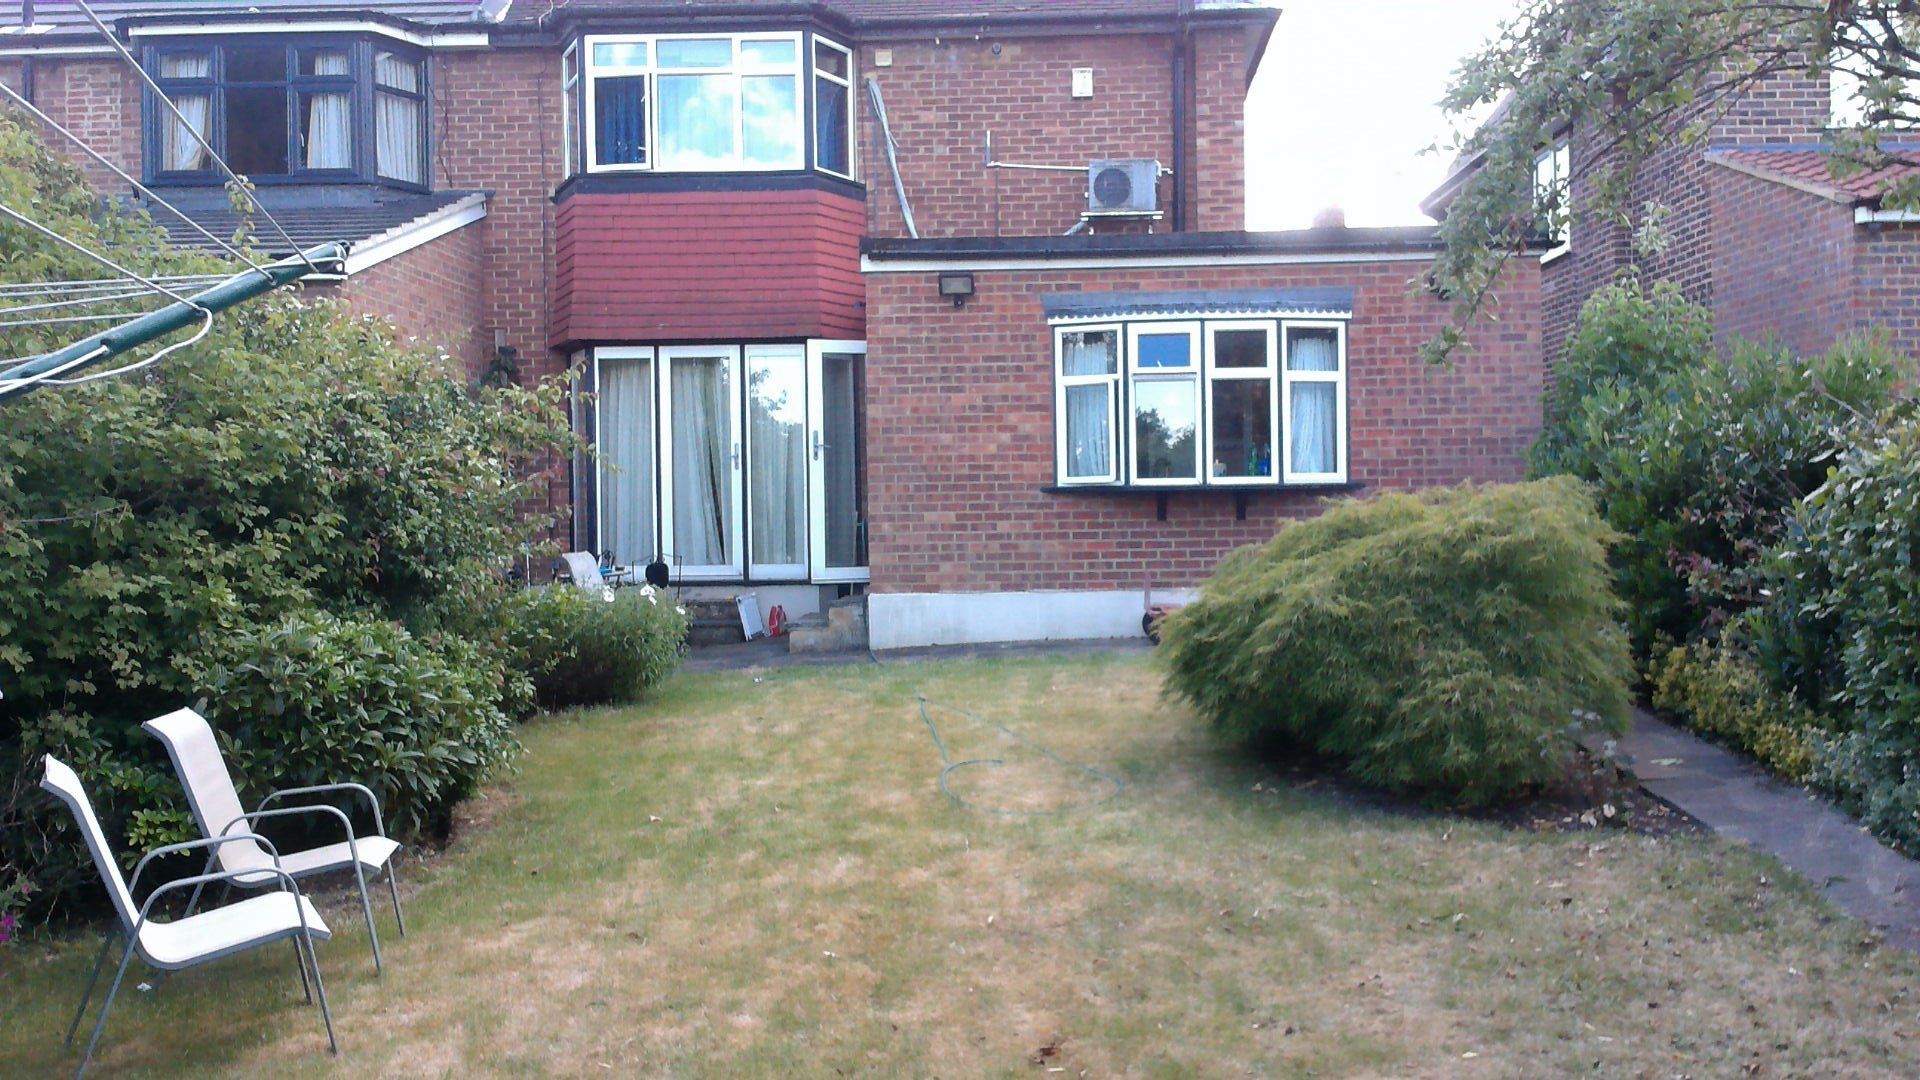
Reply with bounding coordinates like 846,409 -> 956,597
374,53 -> 424,183
374,51 -> 420,93
599,359 -> 655,565
304,53 -> 351,169
748,360 -> 805,567
158,54 -> 212,172
1289,332 -> 1339,475
672,359 -> 731,565
1065,385 -> 1110,479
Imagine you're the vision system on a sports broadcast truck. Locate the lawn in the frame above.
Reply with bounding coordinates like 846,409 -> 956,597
4,653 -> 1918,1076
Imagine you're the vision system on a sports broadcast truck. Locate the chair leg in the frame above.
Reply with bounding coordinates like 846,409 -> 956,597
63,930 -> 117,1048
385,863 -> 406,937
75,933 -> 141,1079
292,937 -> 313,1004
298,932 -> 338,1055
351,862 -> 383,974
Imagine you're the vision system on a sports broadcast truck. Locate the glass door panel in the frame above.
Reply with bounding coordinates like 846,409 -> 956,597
595,349 -> 657,566
808,341 -> 868,582
746,345 -> 807,579
660,346 -> 743,579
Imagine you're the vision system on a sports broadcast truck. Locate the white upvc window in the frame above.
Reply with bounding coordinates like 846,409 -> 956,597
1054,325 -> 1120,485
1281,322 -> 1348,484
813,36 -> 855,180
1126,322 -> 1203,486
562,41 -> 579,174
1534,140 -> 1571,261
1051,314 -> 1349,488
582,31 -> 805,174
1204,321 -> 1278,486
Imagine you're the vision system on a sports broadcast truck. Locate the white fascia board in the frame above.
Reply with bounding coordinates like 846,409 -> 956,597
127,21 -> 491,49
0,45 -> 116,57
1047,308 -> 1352,326
343,193 -> 488,276
1856,206 -> 1920,224
861,251 -> 1438,274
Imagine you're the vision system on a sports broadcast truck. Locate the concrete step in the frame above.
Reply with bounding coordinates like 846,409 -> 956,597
788,594 -> 868,654
683,598 -> 746,646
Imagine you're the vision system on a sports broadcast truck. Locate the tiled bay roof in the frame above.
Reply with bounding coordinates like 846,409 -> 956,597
1707,146 -> 1920,206
139,187 -> 484,259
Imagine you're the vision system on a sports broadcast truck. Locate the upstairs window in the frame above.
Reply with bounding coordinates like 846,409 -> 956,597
1533,140 -> 1571,260
145,39 -> 428,188
578,31 -> 852,177
1053,316 -> 1348,488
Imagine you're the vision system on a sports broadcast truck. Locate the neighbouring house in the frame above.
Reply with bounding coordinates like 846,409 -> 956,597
1424,62 -> 1920,373
0,0 -> 1544,650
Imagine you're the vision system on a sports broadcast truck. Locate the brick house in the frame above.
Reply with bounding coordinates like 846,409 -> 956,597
1424,65 -> 1920,373
0,0 -> 1543,649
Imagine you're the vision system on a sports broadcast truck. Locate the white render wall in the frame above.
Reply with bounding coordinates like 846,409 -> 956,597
868,588 -> 1200,650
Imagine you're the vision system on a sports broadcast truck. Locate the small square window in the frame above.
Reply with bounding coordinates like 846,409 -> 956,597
1135,332 -> 1193,369
658,38 -> 733,69
740,39 -> 798,66
226,46 -> 285,83
592,41 -> 649,69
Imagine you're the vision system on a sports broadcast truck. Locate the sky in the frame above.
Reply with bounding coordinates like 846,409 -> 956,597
1243,0 -> 1525,230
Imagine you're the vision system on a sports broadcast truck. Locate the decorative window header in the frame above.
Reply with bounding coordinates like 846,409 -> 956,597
1043,288 -> 1356,325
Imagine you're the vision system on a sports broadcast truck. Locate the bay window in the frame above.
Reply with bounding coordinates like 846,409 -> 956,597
1053,314 -> 1348,488
578,31 -> 852,177
145,38 -> 428,188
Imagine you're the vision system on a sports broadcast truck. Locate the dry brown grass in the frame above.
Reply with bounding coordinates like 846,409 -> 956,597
4,653 -> 1919,1077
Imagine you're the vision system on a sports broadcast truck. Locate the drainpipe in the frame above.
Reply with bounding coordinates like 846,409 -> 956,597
1170,0 -> 1193,232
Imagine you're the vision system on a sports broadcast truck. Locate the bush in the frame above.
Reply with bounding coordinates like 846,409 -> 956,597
199,612 -> 517,836
0,107 -> 572,922
1529,280 -> 1899,660
500,586 -> 688,711
1160,478 -> 1632,806
1648,640 -> 1819,781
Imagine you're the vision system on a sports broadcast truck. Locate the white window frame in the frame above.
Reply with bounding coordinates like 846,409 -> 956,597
1534,140 -> 1571,262
1053,323 -> 1121,485
1280,320 -> 1349,485
1202,320 -> 1279,487
1125,321 -> 1204,487
812,34 -> 856,181
592,346 -> 660,562
581,31 -> 805,175
562,40 -> 579,175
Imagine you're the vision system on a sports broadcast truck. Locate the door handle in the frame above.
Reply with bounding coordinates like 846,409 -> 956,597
812,431 -> 824,461
731,442 -> 741,469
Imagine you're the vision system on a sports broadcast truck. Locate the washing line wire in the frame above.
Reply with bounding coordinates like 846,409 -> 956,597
0,202 -> 197,305
0,80 -> 273,277
40,307 -> 214,387
74,0 -> 321,275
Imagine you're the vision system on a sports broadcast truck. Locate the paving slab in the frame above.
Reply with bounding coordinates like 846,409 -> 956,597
1596,710 -> 1920,951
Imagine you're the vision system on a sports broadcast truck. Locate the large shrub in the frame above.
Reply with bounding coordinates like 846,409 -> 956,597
1160,478 -> 1632,806
0,107 -> 571,923
499,585 -> 688,711
1648,639 -> 1819,781
1530,281 -> 1899,660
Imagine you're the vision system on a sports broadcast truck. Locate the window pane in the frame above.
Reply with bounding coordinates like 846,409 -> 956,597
658,73 -> 737,168
300,91 -> 352,169
658,38 -> 733,69
162,92 -> 212,171
1064,384 -> 1112,480
748,354 -> 806,568
670,356 -> 735,566
1291,383 -> 1338,475
1134,380 -> 1198,480
225,45 -> 285,83
1213,328 -> 1269,369
376,91 -> 424,182
741,39 -> 797,66
563,48 -> 578,83
1136,332 -> 1192,369
599,357 -> 656,567
1060,329 -> 1117,376
592,41 -> 649,69
157,52 -> 211,80
593,75 -> 648,166
225,86 -> 289,175
742,74 -> 800,167
1211,379 -> 1272,479
300,49 -> 349,78
374,51 -> 421,93
815,42 -> 850,79
819,353 -> 865,570
815,74 -> 851,175
1287,328 -> 1340,371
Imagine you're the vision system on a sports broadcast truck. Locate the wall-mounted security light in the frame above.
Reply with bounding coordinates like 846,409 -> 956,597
938,272 -> 975,308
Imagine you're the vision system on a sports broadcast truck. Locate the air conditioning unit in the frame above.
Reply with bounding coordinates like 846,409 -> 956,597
1087,159 -> 1160,214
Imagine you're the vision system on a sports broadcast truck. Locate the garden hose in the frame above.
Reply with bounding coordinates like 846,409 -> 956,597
910,693 -> 1124,817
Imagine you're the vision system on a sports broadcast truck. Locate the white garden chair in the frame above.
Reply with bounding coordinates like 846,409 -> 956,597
41,755 -> 336,1079
143,707 -> 405,973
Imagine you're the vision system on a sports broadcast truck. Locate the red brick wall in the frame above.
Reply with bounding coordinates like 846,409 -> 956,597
552,187 -> 865,345
858,24 -> 1254,239
0,57 -> 142,196
1709,165 -> 1856,355
322,221 -> 490,375
862,258 -> 1542,594
1852,221 -> 1920,361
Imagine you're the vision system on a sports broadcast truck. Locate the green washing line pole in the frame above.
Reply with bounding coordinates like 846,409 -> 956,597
0,242 -> 346,401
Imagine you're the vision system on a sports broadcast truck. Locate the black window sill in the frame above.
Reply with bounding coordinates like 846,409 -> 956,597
1042,482 -> 1365,521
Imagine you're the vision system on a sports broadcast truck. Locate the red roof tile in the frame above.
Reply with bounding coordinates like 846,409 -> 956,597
1708,147 -> 1920,206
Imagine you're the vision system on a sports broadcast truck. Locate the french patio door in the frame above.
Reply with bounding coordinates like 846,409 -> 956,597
807,341 -> 868,583
745,345 -> 809,580
660,346 -> 744,580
